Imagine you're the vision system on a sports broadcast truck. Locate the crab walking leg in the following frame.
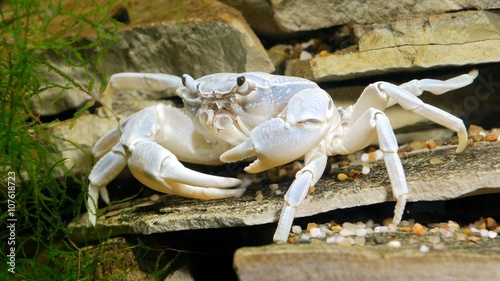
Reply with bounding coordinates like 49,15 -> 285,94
273,149 -> 328,243
374,112 -> 408,224
100,73 -> 182,114
388,70 -> 478,106
329,108 -> 408,226
87,143 -> 128,225
378,82 -> 468,152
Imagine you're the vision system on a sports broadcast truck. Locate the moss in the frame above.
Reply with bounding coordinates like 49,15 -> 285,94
0,0 -> 122,279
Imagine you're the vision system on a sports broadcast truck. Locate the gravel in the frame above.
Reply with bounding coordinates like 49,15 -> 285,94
287,217 -> 500,252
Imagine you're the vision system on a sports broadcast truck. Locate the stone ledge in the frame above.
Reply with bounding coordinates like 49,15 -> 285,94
68,141 -> 500,242
270,0 -> 500,32
286,10 -> 500,81
234,243 -> 500,281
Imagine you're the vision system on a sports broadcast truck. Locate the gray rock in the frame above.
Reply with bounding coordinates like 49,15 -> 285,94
35,0 -> 274,116
220,0 -> 285,38
270,0 -> 500,32
286,10 -> 500,81
234,243 -> 500,281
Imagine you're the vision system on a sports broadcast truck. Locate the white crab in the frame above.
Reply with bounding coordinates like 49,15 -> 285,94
87,70 -> 477,243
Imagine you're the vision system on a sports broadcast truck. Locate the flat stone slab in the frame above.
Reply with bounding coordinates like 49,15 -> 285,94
233,242 -> 500,281
69,141 -> 500,242
286,10 -> 500,81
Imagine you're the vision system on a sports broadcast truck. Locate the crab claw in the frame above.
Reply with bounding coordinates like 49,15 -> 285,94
87,141 -> 245,226
221,88 -> 335,173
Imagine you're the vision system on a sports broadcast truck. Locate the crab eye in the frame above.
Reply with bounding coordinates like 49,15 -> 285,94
181,74 -> 197,92
235,75 -> 254,95
236,76 -> 245,87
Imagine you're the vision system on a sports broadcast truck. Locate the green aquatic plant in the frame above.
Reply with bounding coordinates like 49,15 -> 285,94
0,0 -> 121,279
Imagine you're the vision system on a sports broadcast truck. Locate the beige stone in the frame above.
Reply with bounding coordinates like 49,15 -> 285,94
270,0 -> 500,32
286,10 -> 500,81
234,244 -> 500,281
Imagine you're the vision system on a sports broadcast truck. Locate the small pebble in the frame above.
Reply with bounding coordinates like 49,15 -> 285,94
368,152 -> 377,161
468,236 -> 481,243
485,217 -> 498,230
150,194 -> 160,201
255,191 -> 264,201
361,166 -> 370,175
488,231 -> 498,239
432,243 -> 446,251
306,223 -> 318,232
480,229 -> 490,237
374,226 -> 388,233
375,150 -> 383,160
338,160 -> 350,167
387,223 -> 398,232
387,240 -> 401,248
382,218 -> 393,226
470,227 -> 481,236
269,183 -> 279,191
408,235 -> 420,244
425,140 -> 437,149
400,226 -> 412,233
338,237 -> 354,247
419,244 -> 430,253
456,233 -> 468,241
339,229 -> 355,237
355,236 -> 366,246
373,236 -> 386,244
441,229 -> 454,238
320,224 -> 333,236
309,227 -> 323,238
412,223 -> 427,236
485,134 -> 498,142
490,128 -> 500,135
337,173 -> 349,181
361,153 -> 369,162
330,225 -> 342,232
326,234 -> 345,244
318,49 -> 330,57
299,233 -> 311,242
350,169 -> 361,179
429,157 -> 442,164
291,225 -> 302,234
473,135 -> 484,142
355,228 -> 368,237
428,235 -> 440,244
365,219 -> 376,229
448,220 -> 460,232
299,50 -> 313,60
468,124 -> 486,136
